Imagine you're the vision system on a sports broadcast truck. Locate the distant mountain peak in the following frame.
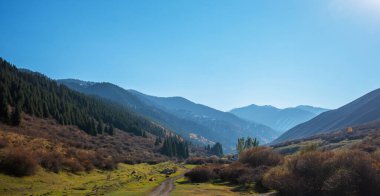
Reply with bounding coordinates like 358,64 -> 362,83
230,104 -> 329,133
273,88 -> 380,144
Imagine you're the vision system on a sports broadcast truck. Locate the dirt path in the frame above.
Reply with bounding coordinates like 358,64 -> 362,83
149,173 -> 186,196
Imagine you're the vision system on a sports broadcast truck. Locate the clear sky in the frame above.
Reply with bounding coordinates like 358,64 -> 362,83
1,0 -> 380,111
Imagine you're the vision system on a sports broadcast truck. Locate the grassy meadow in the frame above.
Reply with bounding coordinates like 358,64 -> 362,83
0,162 -> 189,196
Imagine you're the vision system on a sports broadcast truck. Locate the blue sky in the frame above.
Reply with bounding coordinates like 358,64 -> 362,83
1,0 -> 380,111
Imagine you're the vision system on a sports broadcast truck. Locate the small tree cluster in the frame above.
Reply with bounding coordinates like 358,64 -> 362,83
160,136 -> 189,159
207,142 -> 223,157
237,137 -> 259,154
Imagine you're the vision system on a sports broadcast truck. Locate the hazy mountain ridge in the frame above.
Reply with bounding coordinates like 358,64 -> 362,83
230,104 -> 328,133
273,88 -> 380,144
59,79 -> 280,152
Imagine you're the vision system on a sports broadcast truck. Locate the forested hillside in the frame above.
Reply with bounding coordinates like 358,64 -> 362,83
0,58 -> 169,138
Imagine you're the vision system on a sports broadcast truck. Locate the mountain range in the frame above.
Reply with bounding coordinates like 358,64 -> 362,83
273,88 -> 380,144
230,104 -> 329,133
58,79 -> 280,152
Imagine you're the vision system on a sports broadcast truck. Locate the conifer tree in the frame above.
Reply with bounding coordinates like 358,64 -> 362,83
97,121 -> 104,134
0,95 -> 9,123
11,104 -> 21,126
210,142 -> 223,157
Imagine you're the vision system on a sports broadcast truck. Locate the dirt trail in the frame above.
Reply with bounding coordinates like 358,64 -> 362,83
149,173 -> 185,196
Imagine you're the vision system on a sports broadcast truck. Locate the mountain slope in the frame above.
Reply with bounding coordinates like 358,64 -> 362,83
58,79 -> 214,146
129,91 -> 280,151
273,88 -> 380,144
230,104 -> 328,133
59,80 -> 279,152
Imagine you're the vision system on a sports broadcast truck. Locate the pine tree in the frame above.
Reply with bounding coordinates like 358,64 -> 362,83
237,137 -> 245,154
97,121 -> 104,134
155,137 -> 161,146
210,142 -> 223,157
107,125 -> 115,136
0,95 -> 9,123
11,104 -> 21,126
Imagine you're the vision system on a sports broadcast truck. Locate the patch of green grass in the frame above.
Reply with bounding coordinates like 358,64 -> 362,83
0,162 -> 189,196
171,177 -> 246,196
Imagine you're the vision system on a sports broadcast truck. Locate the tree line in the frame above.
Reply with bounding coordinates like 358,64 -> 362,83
160,136 -> 189,159
0,58 -> 168,138
236,137 -> 259,154
205,142 -> 224,157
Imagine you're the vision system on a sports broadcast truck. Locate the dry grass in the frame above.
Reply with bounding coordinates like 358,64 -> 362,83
0,114 -> 169,175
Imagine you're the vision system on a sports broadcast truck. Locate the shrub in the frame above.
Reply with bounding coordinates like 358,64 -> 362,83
63,158 -> 84,173
219,162 -> 253,183
0,137 -> 7,148
185,166 -> 216,182
239,147 -> 283,168
237,165 -> 269,185
325,150 -> 380,196
0,148 -> 37,176
262,150 -> 380,196
186,157 -> 206,165
186,156 -> 231,165
40,151 -> 63,173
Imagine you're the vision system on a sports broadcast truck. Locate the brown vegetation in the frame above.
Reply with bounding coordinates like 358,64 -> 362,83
185,156 -> 231,165
0,114 -> 169,176
184,165 -> 217,182
185,145 -> 380,196
263,150 -> 380,196
239,147 -> 283,167
0,148 -> 37,176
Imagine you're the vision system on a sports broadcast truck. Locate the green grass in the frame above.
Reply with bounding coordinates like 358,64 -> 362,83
0,162 -> 189,196
171,178 -> 249,196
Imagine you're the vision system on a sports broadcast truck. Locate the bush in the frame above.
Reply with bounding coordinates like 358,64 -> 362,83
0,137 -> 7,148
186,157 -> 206,165
237,165 -> 269,184
186,156 -> 231,165
40,151 -> 63,173
185,166 -> 216,182
219,162 -> 253,183
262,150 -> 380,196
239,147 -> 283,168
63,158 -> 84,173
0,149 -> 37,176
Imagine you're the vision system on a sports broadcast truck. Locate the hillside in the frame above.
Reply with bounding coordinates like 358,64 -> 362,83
273,88 -> 380,144
0,58 -> 193,176
57,79 -> 214,146
130,91 -> 279,151
58,80 -> 279,152
230,104 -> 328,133
272,119 -> 380,155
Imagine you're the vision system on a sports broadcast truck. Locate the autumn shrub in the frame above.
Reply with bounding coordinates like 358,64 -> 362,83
40,151 -> 63,173
92,152 -> 117,170
263,150 -> 380,196
0,137 -> 7,148
62,158 -> 84,173
186,157 -> 207,165
323,150 -> 380,196
186,156 -> 231,165
237,165 -> 270,189
239,147 -> 283,168
185,166 -> 217,182
0,148 -> 37,176
75,151 -> 95,171
219,162 -> 253,183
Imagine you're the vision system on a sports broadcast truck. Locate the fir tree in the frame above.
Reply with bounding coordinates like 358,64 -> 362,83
11,104 -> 21,126
97,120 -> 104,134
0,95 -> 9,123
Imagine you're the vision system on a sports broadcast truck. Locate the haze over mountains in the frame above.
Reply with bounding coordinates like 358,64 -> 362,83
230,104 -> 329,133
273,88 -> 380,144
58,79 -> 279,152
